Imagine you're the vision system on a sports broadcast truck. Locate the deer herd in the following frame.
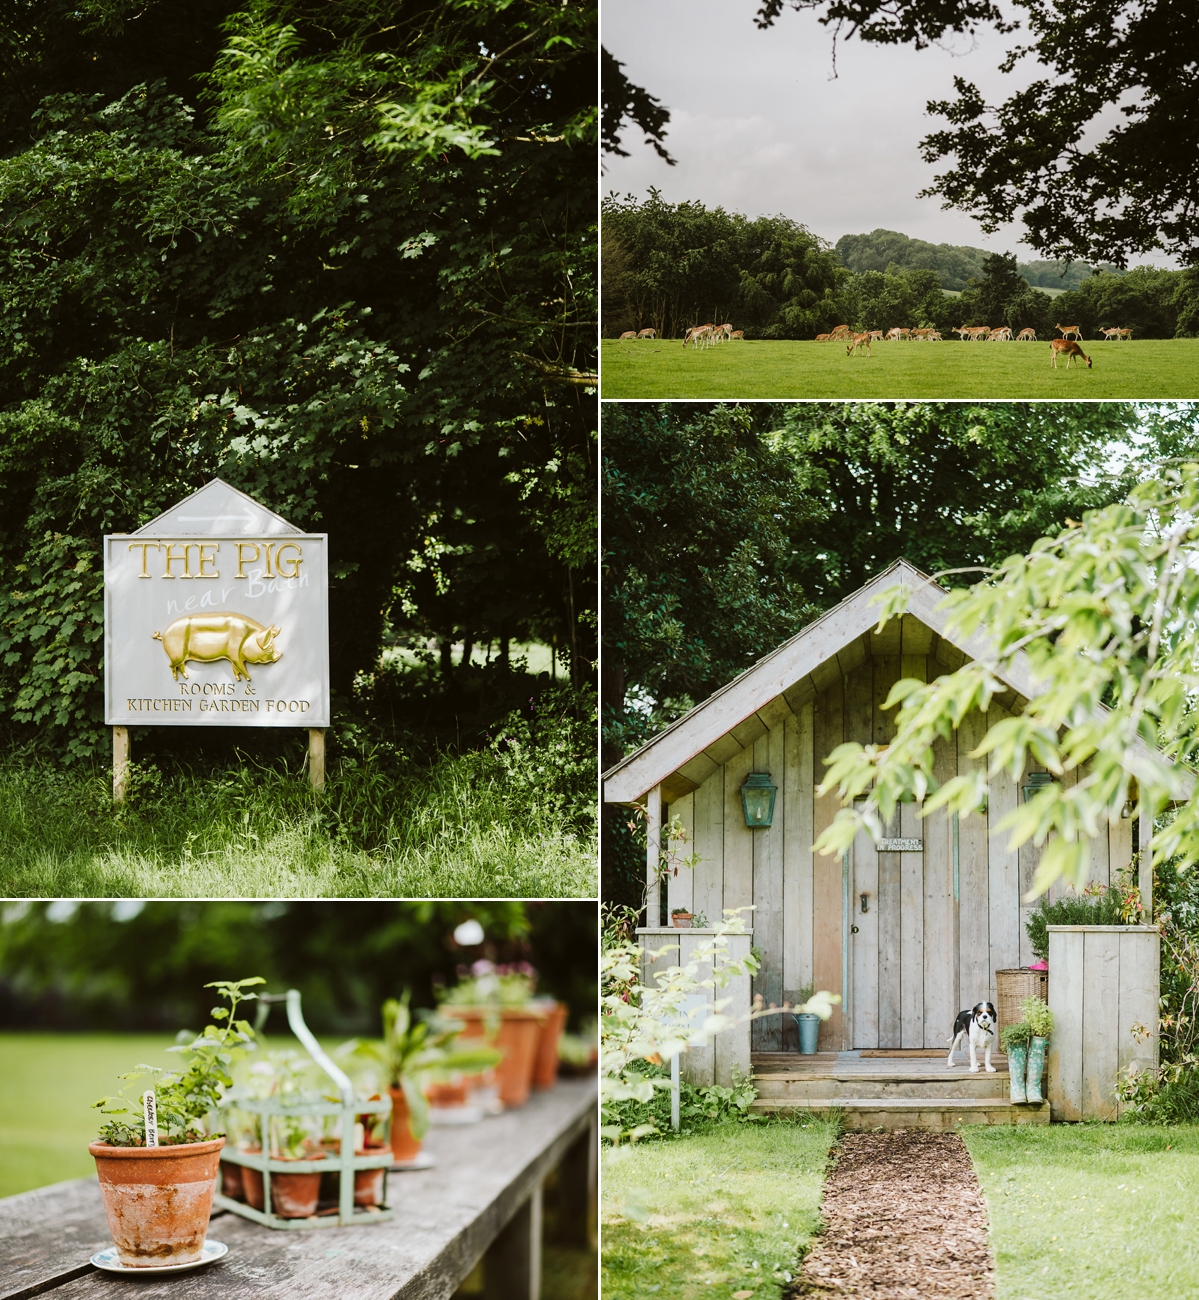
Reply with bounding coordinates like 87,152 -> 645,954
616,319 -> 1131,368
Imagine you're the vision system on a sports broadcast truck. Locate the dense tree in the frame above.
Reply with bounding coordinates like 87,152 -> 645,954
602,400 -> 1173,909
600,192 -> 846,339
0,0 -> 597,760
755,0 -> 1199,267
0,900 -> 596,1033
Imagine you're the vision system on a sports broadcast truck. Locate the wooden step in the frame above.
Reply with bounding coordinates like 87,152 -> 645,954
750,1096 -> 1051,1131
754,1072 -> 1010,1100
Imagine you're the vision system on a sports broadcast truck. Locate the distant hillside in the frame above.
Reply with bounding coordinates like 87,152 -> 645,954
834,229 -> 1123,293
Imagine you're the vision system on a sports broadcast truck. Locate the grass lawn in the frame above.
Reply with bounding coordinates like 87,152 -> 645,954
0,1033 -> 182,1198
964,1123 -> 1199,1299
600,338 -> 1199,398
601,1118 -> 838,1300
0,754 -> 595,899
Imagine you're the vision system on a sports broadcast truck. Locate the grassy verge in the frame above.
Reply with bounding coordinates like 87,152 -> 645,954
601,1118 -> 838,1300
0,747 -> 595,898
963,1124 -> 1199,1299
600,338 -> 1199,399
0,1033 -> 180,1197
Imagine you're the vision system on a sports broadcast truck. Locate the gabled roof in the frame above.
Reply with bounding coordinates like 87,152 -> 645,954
129,479 -> 303,537
604,559 -> 1047,804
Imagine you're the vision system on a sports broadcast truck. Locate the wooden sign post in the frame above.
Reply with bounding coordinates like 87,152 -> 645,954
104,480 -> 331,803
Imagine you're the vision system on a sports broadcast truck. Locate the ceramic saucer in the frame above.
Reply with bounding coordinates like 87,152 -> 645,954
90,1240 -> 228,1274
390,1150 -> 437,1171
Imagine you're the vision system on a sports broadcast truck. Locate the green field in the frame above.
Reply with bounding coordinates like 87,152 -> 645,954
965,1124 -> 1199,1299
601,338 -> 1199,398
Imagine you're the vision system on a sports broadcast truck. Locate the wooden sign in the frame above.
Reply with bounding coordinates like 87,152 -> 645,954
878,837 -> 923,852
104,480 -> 329,728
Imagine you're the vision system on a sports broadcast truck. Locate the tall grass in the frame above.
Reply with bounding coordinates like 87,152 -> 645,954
0,744 -> 595,898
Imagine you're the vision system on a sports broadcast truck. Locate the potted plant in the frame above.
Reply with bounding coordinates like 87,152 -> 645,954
437,962 -> 545,1108
1022,996 -> 1055,1105
671,908 -> 694,929
1000,1020 -> 1033,1104
345,992 -> 501,1162
529,998 -> 569,1089
89,977 -> 263,1268
791,984 -> 821,1055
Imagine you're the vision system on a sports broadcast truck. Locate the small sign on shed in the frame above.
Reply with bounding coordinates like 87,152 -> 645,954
104,480 -> 330,798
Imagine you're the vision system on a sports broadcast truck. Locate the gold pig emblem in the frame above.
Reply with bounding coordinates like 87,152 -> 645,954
152,613 -> 282,682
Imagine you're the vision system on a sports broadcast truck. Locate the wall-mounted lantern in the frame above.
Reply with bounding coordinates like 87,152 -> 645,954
740,772 -> 777,828
1022,771 -> 1057,803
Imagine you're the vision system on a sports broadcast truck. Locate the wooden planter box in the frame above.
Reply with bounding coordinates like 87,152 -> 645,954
636,928 -> 753,1088
1046,925 -> 1159,1122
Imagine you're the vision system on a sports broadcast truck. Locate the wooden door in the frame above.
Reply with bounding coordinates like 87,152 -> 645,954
851,804 -> 949,1048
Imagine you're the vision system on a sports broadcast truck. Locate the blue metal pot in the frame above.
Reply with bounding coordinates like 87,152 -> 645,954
794,1013 -> 821,1055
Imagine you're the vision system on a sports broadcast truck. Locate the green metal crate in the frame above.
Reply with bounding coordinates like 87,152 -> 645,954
213,989 -> 395,1229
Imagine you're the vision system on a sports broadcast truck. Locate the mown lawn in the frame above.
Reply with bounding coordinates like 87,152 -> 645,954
964,1123 -> 1199,1299
600,338 -> 1199,398
0,1033 -> 180,1197
0,753 -> 595,899
602,1119 -> 838,1300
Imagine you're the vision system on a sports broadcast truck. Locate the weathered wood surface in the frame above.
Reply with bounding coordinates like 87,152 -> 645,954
752,728 -> 785,1052
1047,926 -> 1158,1122
0,1078 -> 596,1300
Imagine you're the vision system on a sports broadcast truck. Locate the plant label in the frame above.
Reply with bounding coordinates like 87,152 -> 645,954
142,1091 -> 159,1148
104,480 -> 330,727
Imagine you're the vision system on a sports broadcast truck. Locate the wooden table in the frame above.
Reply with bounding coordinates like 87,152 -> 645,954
0,1077 -> 596,1300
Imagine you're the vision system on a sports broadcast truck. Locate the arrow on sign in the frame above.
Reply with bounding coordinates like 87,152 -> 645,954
176,513 -> 262,530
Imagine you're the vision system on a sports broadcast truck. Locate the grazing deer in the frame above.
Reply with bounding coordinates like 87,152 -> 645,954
637,328 -> 656,339
683,324 -> 714,348
1050,339 -> 1092,369
619,331 -> 637,340
1017,328 -> 1037,341
1056,323 -> 1083,340
868,330 -> 884,341
730,330 -> 745,340
1114,327 -> 1132,340
830,324 -> 852,339
846,331 -> 872,357
815,333 -> 831,342
990,326 -> 1014,341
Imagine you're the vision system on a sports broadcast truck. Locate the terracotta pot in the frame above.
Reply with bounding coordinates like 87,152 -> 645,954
89,1136 -> 224,1268
442,1007 -> 543,1108
241,1147 -> 325,1218
427,1079 -> 469,1107
321,1137 -> 388,1206
388,1087 -> 423,1162
671,913 -> 693,929
532,1002 -> 568,1089
218,1157 -> 244,1201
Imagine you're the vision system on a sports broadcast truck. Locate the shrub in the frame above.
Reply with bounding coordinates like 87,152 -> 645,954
602,1062 -> 760,1138
1026,887 -> 1126,961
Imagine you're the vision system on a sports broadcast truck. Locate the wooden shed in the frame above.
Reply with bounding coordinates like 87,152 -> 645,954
603,560 -> 1154,1055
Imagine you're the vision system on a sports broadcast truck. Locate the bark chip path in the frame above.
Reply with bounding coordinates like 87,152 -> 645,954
795,1130 -> 994,1298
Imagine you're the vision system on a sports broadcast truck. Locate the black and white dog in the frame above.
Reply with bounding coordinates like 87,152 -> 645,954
947,1002 -> 997,1072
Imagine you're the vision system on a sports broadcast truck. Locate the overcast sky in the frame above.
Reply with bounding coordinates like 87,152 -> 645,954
602,0 -> 1049,258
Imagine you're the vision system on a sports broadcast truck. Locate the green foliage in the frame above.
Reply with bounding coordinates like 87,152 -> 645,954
1020,996 -> 1054,1040
602,1062 -> 760,1138
601,191 -> 847,340
1026,889 -> 1127,962
1000,1020 -> 1032,1051
0,0 -> 597,761
0,901 -> 594,1037
814,461 -> 1199,896
93,976 -> 263,1145
341,992 -> 500,1139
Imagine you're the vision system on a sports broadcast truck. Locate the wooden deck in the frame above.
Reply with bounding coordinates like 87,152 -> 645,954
0,1076 -> 596,1300
751,1052 -> 1049,1130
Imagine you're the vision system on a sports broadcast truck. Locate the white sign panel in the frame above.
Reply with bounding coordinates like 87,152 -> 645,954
104,480 -> 330,727
878,838 -> 923,852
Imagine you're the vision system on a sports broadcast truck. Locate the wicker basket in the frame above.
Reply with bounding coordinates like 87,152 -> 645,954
995,968 -> 1049,1036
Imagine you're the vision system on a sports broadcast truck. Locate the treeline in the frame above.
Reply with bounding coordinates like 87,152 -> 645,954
603,194 -> 1199,339
836,228 -> 1121,293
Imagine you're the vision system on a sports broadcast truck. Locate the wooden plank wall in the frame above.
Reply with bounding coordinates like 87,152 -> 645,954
665,621 -> 1141,1051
